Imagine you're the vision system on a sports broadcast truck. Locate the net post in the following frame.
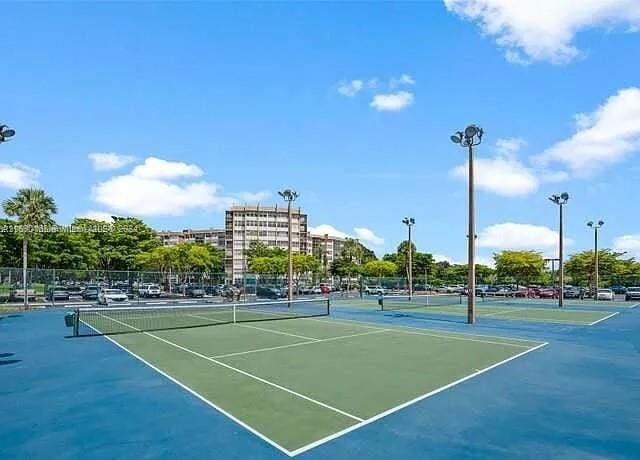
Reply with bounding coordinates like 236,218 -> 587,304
73,308 -> 79,337
233,303 -> 236,323
326,297 -> 330,315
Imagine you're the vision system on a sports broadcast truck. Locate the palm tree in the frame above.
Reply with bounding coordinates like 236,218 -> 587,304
2,188 -> 57,308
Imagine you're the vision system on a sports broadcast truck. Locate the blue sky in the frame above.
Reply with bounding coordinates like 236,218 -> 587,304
1,2 -> 639,264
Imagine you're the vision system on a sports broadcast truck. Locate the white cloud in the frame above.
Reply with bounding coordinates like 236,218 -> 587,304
476,255 -> 496,268
389,74 -> 416,88
77,211 -> 117,222
0,163 -> 40,189
478,222 -> 572,250
233,191 -> 271,203
354,227 -> 384,246
88,152 -> 136,171
309,224 -> 350,239
370,91 -> 414,112
450,155 -> 539,197
495,137 -> 526,157
337,80 -> 364,97
444,0 -> 640,64
89,156 -> 248,217
131,157 -> 203,180
433,254 -> 454,264
533,87 -> 640,175
613,234 -> 640,259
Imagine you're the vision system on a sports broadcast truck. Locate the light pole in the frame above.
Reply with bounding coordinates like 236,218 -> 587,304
587,220 -> 604,300
278,189 -> 298,302
402,217 -> 415,300
549,193 -> 569,307
451,124 -> 483,324
0,124 -> 16,144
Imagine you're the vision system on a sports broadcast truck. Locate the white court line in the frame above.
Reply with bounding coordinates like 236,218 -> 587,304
289,341 -> 549,456
630,303 -> 639,309
211,329 -> 389,359
146,301 -> 168,305
79,319 -> 294,457
304,317 -> 535,348
480,308 -> 525,317
588,311 -> 619,326
95,312 -> 364,424
305,315 -> 543,345
238,323 -> 320,341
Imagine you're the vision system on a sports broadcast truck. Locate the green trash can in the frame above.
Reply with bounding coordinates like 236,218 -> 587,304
64,312 -> 75,328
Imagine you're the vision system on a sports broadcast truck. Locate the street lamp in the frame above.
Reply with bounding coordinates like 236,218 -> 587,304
549,192 -> 569,307
587,220 -> 604,300
0,124 -> 16,144
402,217 -> 415,300
451,124 -> 483,324
278,189 -> 299,302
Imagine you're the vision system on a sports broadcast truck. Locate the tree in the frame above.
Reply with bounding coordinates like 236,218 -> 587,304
0,218 -> 22,266
494,250 -> 545,285
2,188 -> 58,306
362,260 -> 397,284
292,254 -> 321,290
564,249 -> 639,287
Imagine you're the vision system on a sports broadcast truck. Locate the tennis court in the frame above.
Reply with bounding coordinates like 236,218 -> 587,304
70,299 -> 546,456
340,295 -> 619,325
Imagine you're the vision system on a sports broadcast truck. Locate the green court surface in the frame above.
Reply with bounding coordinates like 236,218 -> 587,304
340,298 -> 618,325
91,315 -> 545,455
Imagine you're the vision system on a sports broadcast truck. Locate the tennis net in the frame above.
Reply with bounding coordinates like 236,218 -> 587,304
380,293 -> 462,311
69,298 -> 330,337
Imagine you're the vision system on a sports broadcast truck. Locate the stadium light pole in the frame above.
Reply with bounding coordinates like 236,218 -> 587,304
278,189 -> 298,302
587,220 -> 604,300
549,193 -> 569,307
451,124 -> 483,324
402,217 -> 415,300
0,124 -> 16,144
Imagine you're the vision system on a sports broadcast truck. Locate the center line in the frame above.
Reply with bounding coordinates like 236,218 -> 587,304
95,312 -> 364,423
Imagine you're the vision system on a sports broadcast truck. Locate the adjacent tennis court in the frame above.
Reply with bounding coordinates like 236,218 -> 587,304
339,295 -> 619,325
71,299 -> 546,456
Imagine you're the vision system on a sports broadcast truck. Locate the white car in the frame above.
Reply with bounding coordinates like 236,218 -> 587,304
98,288 -> 128,305
138,283 -> 161,298
596,288 -> 614,301
364,286 -> 386,295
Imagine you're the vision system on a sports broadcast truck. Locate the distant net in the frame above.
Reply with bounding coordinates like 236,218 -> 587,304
69,298 -> 330,337
380,293 -> 462,311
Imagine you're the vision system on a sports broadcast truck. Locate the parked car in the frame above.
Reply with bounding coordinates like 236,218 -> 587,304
98,288 -> 128,305
364,285 -> 386,295
139,283 -> 162,298
82,285 -> 100,300
624,287 -> 640,301
256,286 -> 285,299
538,288 -> 558,299
65,286 -> 85,298
563,287 -> 582,299
10,286 -> 36,301
596,288 -> 614,301
45,287 -> 70,301
611,285 -> 627,295
185,285 -> 206,298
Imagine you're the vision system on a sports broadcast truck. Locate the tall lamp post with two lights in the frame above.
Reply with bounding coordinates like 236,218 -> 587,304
587,220 -> 604,300
450,124 -> 483,324
278,189 -> 299,302
402,217 -> 415,300
549,193 -> 569,307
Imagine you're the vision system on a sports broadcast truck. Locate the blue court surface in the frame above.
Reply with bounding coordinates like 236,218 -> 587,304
1,302 -> 639,459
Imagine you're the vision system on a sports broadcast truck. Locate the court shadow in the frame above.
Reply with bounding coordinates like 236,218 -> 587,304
7,314 -> 23,318
0,353 -> 14,358
0,359 -> 21,366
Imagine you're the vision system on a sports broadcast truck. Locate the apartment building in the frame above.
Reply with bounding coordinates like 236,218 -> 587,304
156,228 -> 226,250
225,205 -> 311,282
311,233 -> 346,274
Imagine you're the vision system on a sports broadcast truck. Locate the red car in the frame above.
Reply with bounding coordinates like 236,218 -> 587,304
538,288 -> 558,299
